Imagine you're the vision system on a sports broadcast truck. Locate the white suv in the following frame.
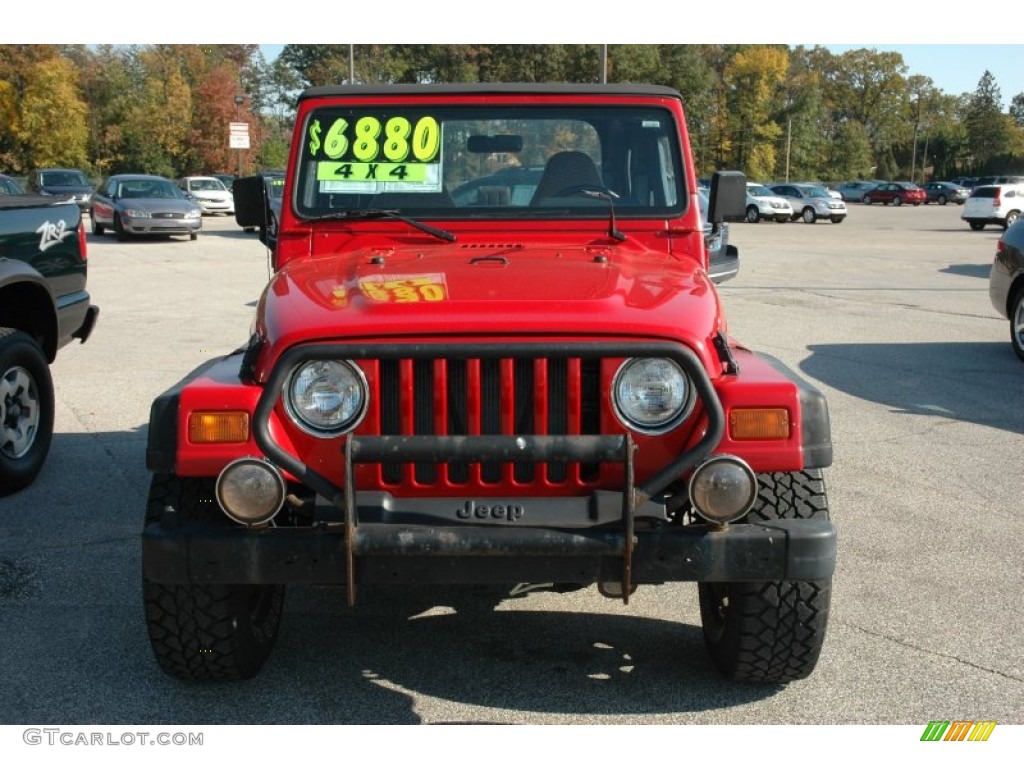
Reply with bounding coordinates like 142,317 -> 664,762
745,182 -> 793,223
962,184 -> 1024,230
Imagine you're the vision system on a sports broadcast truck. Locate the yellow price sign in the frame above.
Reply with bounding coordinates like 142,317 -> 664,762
316,162 -> 429,184
309,115 -> 441,164
359,274 -> 448,303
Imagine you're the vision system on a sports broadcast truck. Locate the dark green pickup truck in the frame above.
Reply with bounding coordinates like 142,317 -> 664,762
0,195 -> 99,494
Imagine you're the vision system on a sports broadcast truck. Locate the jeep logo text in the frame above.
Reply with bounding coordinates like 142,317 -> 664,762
456,501 -> 525,522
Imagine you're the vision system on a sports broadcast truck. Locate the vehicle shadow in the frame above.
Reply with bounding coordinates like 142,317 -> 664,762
941,263 -> 992,279
800,341 -> 1024,435
258,584 -> 778,722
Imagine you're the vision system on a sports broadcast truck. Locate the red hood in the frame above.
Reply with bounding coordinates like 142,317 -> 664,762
254,236 -> 724,378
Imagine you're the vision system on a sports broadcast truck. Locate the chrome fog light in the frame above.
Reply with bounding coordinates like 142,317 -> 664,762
688,455 -> 757,525
216,458 -> 286,526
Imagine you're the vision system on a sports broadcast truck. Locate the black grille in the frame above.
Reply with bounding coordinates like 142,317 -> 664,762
375,356 -> 603,486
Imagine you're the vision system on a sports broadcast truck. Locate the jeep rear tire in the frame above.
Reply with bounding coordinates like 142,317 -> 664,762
0,328 -> 55,496
142,474 -> 285,681
698,469 -> 832,683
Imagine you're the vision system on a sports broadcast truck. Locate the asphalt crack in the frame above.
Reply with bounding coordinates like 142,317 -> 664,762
842,621 -> 1024,684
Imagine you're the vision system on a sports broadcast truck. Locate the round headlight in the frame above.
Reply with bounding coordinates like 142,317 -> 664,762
285,360 -> 367,436
613,358 -> 692,434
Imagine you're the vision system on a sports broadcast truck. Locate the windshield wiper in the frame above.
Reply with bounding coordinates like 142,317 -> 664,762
309,209 -> 456,242
577,189 -> 627,242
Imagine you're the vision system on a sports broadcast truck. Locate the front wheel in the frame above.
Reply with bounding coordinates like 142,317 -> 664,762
0,329 -> 55,496
801,207 -> 816,223
968,221 -> 986,231
90,213 -> 105,236
745,205 -> 761,224
698,470 -> 832,683
142,474 -> 285,681
830,216 -> 844,224
114,213 -> 127,241
893,197 -> 902,206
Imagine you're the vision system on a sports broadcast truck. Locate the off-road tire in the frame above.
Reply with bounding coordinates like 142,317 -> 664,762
1010,285 -> 1024,362
142,474 -> 285,682
698,469 -> 832,683
0,328 -> 54,496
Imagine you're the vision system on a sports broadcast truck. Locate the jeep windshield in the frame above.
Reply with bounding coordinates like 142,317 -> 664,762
294,105 -> 686,219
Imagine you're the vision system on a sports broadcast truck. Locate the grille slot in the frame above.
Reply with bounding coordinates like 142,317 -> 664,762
375,355 -> 603,487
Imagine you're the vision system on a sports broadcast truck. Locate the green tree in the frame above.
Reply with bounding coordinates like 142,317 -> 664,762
827,120 -> 873,180
965,70 -> 1010,171
280,45 -> 355,88
1011,93 -> 1024,128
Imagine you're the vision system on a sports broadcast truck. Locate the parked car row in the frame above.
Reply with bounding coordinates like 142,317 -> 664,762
830,180 -> 971,206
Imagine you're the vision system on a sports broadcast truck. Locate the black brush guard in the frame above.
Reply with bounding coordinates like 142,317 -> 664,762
142,341 -> 837,603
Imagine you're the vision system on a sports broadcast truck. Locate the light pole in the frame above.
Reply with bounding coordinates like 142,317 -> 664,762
234,94 -> 246,176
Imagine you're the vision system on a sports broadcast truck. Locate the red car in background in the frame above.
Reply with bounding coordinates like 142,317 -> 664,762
864,182 -> 927,206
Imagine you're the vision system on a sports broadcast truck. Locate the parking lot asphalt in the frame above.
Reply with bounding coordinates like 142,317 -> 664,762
0,205 -> 1021,728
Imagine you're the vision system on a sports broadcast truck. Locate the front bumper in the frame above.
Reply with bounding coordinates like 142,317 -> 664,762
142,516 -> 837,586
124,218 -> 201,235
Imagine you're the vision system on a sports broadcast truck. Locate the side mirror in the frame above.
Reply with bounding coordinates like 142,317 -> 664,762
234,175 -> 273,247
707,171 -> 747,224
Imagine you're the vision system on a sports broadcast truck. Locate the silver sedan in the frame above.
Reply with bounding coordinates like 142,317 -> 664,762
90,174 -> 202,241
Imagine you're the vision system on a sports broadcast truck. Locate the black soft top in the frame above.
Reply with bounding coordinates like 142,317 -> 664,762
299,82 -> 683,102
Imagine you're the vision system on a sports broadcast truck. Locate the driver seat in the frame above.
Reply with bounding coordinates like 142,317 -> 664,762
530,151 -> 602,205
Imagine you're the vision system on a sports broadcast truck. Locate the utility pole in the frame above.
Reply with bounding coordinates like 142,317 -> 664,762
349,44 -> 355,83
233,95 -> 246,176
785,115 -> 792,182
601,44 -> 607,84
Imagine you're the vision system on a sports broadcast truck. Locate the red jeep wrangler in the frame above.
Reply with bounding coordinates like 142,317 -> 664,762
143,84 -> 835,684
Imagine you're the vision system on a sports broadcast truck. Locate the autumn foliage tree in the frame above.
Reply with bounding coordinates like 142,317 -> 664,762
0,43 -> 1022,182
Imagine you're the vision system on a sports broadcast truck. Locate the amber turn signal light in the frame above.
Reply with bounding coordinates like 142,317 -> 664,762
729,408 -> 790,440
188,411 -> 250,443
